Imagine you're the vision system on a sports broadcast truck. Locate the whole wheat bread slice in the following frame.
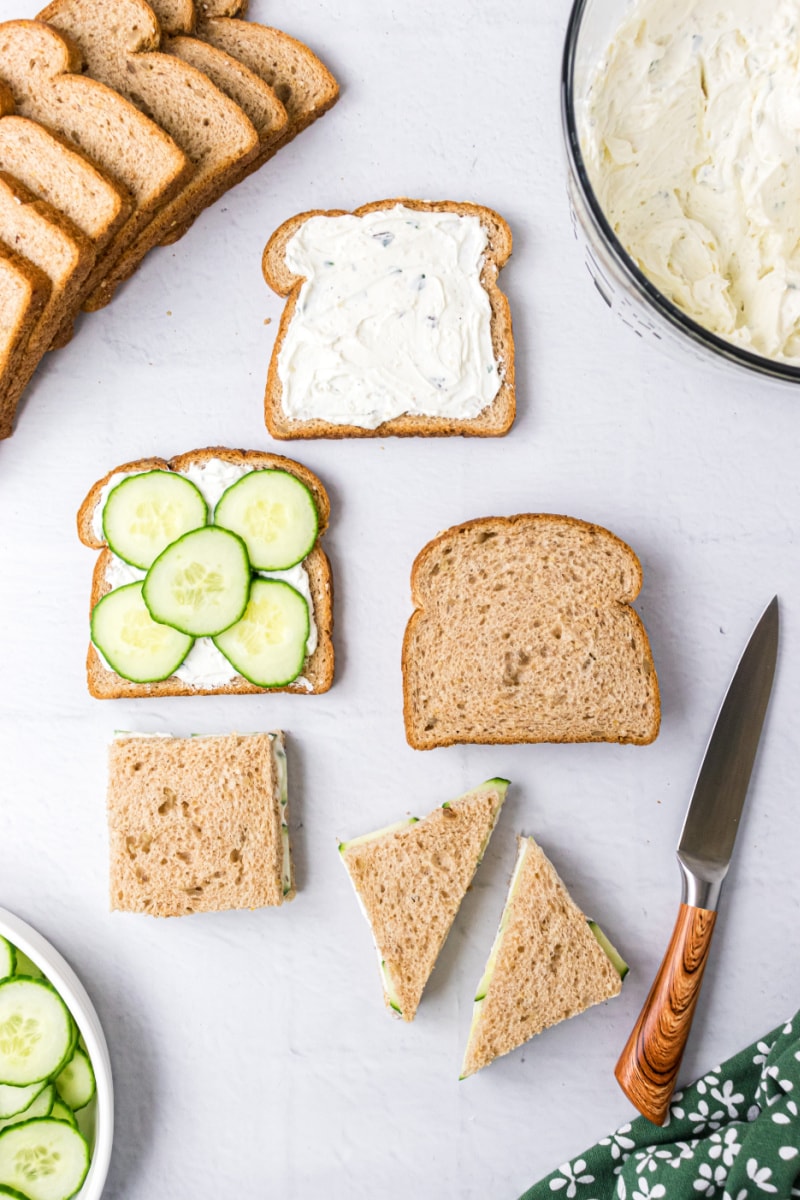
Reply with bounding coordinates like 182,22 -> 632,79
147,0 -> 286,245
108,731 -> 293,916
0,97 -> 132,351
460,836 -> 624,1077
159,1 -> 338,244
40,0 -> 259,308
262,199 -> 515,439
403,514 -> 660,748
0,19 -> 191,327
339,779 -> 508,1022
0,84 -> 131,262
78,446 -> 334,698
194,2 -> 339,163
0,172 -> 94,437
0,244 -> 50,438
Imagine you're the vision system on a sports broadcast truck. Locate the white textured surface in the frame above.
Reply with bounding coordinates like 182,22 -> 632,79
0,1 -> 798,1197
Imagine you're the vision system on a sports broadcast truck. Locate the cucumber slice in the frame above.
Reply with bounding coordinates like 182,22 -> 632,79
0,1119 -> 89,1200
102,470 -> 208,569
0,982 -> 73,1087
142,527 -> 251,637
11,954 -> 42,982
0,1187 -> 30,1199
47,1102 -> 76,1130
214,469 -> 318,571
0,1087 -> 54,1134
54,1049 -> 94,1112
0,944 -> 14,983
213,579 -> 309,687
91,582 -> 194,683
0,1083 -> 46,1122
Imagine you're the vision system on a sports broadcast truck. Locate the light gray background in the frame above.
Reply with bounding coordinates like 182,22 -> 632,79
0,1 -> 798,1196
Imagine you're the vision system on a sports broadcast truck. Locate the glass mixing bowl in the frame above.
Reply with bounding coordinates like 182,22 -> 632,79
561,0 -> 800,383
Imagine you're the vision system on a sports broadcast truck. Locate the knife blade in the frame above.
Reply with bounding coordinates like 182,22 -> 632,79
615,596 -> 779,1125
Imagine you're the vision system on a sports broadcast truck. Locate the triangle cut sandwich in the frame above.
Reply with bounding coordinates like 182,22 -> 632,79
339,779 -> 509,1022
460,835 -> 627,1078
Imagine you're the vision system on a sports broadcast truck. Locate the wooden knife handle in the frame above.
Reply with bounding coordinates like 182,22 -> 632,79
615,903 -> 717,1125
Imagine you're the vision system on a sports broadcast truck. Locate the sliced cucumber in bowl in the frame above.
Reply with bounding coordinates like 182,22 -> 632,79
214,469 -> 319,570
0,981 -> 73,1087
142,527 -> 251,637
48,1100 -> 76,1129
213,578 -> 310,687
55,1049 -> 95,1113
0,1086 -> 54,1134
0,943 -> 14,983
0,1118 -> 89,1200
91,583 -> 194,684
102,471 -> 207,569
0,1082 -> 47,1123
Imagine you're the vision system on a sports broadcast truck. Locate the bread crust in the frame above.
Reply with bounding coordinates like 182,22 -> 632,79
79,446 -> 334,698
262,198 -> 515,439
402,514 -> 660,749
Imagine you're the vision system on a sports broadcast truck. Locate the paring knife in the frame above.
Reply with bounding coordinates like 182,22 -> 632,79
615,596 -> 779,1125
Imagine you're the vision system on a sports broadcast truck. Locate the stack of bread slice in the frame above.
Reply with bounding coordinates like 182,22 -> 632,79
0,0 -> 338,438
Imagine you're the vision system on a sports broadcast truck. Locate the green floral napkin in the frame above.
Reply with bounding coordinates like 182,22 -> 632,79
520,1010 -> 800,1200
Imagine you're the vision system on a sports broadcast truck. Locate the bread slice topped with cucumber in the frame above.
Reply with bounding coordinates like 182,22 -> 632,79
77,446 -> 333,698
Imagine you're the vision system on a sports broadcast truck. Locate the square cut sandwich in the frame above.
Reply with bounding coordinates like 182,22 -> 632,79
339,779 -> 509,1021
403,514 -> 660,748
108,731 -> 293,916
263,199 -> 515,438
460,835 -> 627,1077
78,447 -> 333,698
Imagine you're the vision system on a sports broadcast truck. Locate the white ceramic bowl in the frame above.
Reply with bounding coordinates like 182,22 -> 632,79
0,907 -> 113,1200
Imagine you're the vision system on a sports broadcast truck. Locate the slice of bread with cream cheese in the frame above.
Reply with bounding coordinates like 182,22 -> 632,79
262,199 -> 515,438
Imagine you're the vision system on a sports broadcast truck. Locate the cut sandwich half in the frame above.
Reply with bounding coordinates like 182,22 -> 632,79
339,779 -> 509,1022
460,835 -> 627,1078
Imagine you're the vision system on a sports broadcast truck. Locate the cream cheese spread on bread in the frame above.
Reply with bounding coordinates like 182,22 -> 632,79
276,205 -> 501,426
581,0 -> 800,360
93,458 -> 317,688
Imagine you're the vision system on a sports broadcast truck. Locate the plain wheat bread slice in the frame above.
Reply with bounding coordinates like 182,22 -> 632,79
403,515 -> 660,748
40,0 -> 258,307
0,83 -> 132,351
339,779 -> 508,1022
0,172 -> 94,436
147,0 -> 286,244
262,199 -> 515,439
0,84 -> 131,260
159,2 -> 338,244
0,19 -> 190,325
195,2 -> 339,156
460,836 -> 624,1077
0,245 -> 50,438
78,446 -> 334,698
108,731 -> 293,916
